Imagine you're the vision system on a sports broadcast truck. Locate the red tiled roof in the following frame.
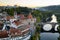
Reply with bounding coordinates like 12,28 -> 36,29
6,16 -> 11,20
9,25 -> 30,36
0,30 -> 8,38
27,13 -> 33,19
13,20 -> 21,26
10,28 -> 21,34
20,14 -> 25,20
6,16 -> 14,20
9,28 -> 21,36
17,14 -> 25,20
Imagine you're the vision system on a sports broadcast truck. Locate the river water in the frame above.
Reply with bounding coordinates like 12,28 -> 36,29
40,33 -> 59,40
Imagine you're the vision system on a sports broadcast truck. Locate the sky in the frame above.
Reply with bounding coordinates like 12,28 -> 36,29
0,0 -> 60,8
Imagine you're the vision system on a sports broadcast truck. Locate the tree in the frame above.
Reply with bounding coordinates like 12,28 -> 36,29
5,8 -> 14,16
36,17 -> 40,23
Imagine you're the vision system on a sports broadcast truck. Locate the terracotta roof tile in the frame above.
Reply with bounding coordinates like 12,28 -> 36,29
13,20 -> 21,26
27,13 -> 33,19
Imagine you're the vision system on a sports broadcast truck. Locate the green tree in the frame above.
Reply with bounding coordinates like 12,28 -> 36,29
5,8 -> 14,16
36,17 -> 40,23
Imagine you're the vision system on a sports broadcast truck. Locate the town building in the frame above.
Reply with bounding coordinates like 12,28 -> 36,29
0,12 -> 36,40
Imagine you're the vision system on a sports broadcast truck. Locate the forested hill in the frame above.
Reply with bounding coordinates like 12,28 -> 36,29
36,5 -> 60,13
0,6 -> 32,16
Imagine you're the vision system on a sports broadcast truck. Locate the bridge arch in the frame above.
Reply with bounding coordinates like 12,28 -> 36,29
39,23 -> 59,33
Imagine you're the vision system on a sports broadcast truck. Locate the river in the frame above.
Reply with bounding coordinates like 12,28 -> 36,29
40,32 -> 59,40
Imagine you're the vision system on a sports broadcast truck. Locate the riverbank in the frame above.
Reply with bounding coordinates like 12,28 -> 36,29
29,23 -> 41,40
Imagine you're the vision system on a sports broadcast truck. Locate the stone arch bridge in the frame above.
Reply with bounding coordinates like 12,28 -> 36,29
38,22 -> 60,33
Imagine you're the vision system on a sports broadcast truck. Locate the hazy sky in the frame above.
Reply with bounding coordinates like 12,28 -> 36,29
0,0 -> 60,7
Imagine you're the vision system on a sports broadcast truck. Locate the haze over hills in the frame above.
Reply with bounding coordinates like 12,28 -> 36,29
35,5 -> 60,13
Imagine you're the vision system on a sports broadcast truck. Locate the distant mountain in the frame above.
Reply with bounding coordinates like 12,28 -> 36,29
35,5 -> 60,13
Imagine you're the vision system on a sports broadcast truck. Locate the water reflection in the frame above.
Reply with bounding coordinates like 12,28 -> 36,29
58,34 -> 60,40
40,33 -> 59,40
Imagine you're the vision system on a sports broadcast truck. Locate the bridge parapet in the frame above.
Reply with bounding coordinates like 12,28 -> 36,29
38,22 -> 60,33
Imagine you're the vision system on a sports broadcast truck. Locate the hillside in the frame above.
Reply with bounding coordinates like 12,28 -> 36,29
36,5 -> 60,13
